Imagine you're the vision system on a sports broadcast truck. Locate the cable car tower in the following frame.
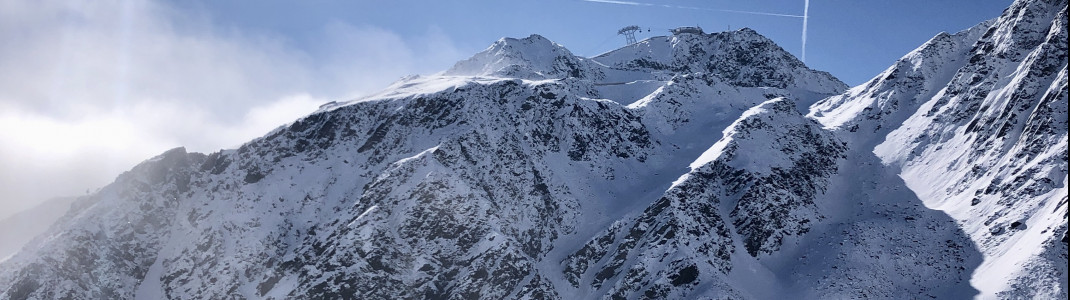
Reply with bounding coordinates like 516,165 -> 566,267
618,25 -> 640,45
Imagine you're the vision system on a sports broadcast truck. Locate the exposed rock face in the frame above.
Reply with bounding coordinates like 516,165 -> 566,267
593,28 -> 847,95
562,98 -> 848,299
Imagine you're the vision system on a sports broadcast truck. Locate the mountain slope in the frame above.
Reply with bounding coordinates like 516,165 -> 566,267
0,28 -> 854,299
0,27 -> 847,300
560,98 -> 849,299
810,0 -> 1069,297
563,98 -> 981,299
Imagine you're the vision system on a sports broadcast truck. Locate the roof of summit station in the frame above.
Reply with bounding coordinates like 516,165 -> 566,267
671,26 -> 705,35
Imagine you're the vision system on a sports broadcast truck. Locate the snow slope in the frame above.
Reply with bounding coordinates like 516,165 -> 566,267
445,34 -> 604,81
811,0 -> 1068,297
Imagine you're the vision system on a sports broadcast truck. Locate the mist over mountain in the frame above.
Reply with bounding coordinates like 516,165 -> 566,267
0,197 -> 75,263
0,0 -> 1065,299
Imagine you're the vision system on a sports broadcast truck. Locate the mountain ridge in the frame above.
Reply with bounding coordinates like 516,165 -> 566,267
811,0 -> 1067,297
1,1 -> 1066,297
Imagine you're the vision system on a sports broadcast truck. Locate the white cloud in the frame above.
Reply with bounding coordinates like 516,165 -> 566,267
0,0 -> 466,218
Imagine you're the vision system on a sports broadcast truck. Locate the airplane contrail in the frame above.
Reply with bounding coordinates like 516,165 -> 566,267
802,0 -> 809,62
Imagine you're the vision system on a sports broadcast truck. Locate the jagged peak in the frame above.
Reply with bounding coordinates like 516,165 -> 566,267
153,146 -> 188,160
714,27 -> 765,41
492,34 -> 556,48
481,34 -> 571,61
978,0 -> 1065,61
656,27 -> 779,55
911,18 -> 993,59
592,27 -> 846,94
444,34 -> 596,79
808,18 -> 996,134
735,27 -> 759,34
442,28 -> 844,94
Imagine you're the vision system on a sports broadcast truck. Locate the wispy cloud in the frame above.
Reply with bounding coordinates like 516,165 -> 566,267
0,0 -> 464,218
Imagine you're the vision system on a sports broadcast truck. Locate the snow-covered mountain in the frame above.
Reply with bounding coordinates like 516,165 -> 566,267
811,0 -> 1067,297
0,0 -> 1065,298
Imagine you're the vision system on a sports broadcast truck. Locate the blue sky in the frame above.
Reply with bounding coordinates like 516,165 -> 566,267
0,0 -> 1011,216
174,0 -> 1011,85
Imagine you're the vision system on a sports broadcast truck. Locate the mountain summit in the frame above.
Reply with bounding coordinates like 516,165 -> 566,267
594,28 -> 846,95
1,0 -> 1065,298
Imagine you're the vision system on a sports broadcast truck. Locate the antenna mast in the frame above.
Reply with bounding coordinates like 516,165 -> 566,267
617,25 -> 640,45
